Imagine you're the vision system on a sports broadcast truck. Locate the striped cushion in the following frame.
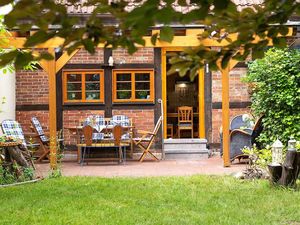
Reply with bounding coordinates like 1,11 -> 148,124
31,117 -> 49,143
1,120 -> 26,146
110,115 -> 130,126
110,115 -> 131,140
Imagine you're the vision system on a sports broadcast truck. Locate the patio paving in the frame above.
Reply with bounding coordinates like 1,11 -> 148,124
35,153 -> 247,178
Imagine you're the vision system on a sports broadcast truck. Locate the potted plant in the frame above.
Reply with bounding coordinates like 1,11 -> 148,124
136,90 -> 148,99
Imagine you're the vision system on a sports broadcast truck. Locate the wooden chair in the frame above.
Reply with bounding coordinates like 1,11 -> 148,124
31,117 -> 64,163
177,106 -> 193,138
133,116 -> 162,162
30,117 -> 51,162
1,119 -> 36,168
80,124 -> 125,165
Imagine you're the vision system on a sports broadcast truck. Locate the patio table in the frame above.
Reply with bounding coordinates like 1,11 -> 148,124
65,125 -> 134,163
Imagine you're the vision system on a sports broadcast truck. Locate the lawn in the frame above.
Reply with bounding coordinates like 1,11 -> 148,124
0,176 -> 299,225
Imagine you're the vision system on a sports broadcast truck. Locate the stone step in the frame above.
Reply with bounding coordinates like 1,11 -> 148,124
164,152 -> 209,160
163,138 -> 209,160
164,149 -> 208,154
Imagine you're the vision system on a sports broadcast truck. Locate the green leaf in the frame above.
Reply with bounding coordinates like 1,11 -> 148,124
24,31 -> 53,47
272,37 -> 286,48
151,33 -> 158,46
82,39 -> 95,54
221,52 -> 232,69
252,48 -> 265,60
39,52 -> 54,61
14,51 -> 34,70
0,50 -> 17,68
159,27 -> 174,43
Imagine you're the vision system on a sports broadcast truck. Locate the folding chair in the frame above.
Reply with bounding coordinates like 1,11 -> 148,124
1,119 -> 36,168
31,117 -> 64,162
133,116 -> 162,162
30,117 -> 50,162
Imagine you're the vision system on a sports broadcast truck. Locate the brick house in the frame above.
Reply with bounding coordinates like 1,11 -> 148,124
9,0 -> 299,159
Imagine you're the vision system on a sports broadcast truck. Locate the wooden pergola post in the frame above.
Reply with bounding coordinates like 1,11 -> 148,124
220,60 -> 238,167
39,49 -> 79,169
221,65 -> 230,167
40,48 -> 57,169
199,68 -> 205,138
48,48 -> 58,170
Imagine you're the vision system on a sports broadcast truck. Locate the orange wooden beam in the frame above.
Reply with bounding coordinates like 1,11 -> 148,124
1,27 -> 293,49
198,67 -> 205,138
219,60 -> 238,167
55,49 -> 79,73
47,48 -> 58,170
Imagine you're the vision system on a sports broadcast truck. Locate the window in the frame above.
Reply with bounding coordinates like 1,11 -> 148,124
113,69 -> 154,103
63,70 -> 104,103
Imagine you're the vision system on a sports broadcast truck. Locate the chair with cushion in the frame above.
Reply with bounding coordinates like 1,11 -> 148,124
229,116 -> 264,162
1,119 -> 36,168
110,115 -> 133,156
220,114 -> 254,157
133,116 -> 162,162
80,124 -> 125,166
31,117 -> 64,162
82,115 -> 106,141
177,106 -> 193,138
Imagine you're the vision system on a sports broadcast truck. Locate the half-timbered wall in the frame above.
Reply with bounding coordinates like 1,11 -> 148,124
15,47 -> 251,149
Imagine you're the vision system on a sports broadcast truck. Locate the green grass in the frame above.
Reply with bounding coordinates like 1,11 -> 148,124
0,176 -> 299,225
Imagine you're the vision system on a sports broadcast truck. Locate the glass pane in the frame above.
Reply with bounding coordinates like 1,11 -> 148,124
67,92 -> 82,100
135,73 -> 150,81
67,83 -> 82,91
135,82 -> 150,90
86,92 -> 100,100
86,73 -> 100,82
117,91 -> 131,99
67,74 -> 81,82
116,73 -> 131,81
117,82 -> 131,90
135,90 -> 150,99
86,83 -> 100,91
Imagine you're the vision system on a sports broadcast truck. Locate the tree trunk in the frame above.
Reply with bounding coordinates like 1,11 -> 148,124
7,146 -> 30,168
269,151 -> 300,188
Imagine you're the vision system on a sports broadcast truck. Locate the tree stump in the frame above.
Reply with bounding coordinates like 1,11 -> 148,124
268,151 -> 300,188
0,142 -> 35,178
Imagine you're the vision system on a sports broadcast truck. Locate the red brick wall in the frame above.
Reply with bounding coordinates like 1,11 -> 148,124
211,108 -> 251,143
16,111 -> 49,133
112,48 -> 154,64
63,110 -> 105,145
212,68 -> 250,102
67,49 -> 104,64
16,70 -> 49,105
211,67 -> 251,143
112,109 -> 155,133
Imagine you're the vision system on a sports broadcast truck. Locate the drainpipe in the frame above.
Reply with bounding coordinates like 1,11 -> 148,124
158,98 -> 164,160
0,68 -> 16,134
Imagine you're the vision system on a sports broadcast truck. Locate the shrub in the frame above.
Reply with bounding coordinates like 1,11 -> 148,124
245,48 -> 300,146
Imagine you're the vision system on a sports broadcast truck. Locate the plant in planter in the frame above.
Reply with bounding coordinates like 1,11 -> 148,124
136,91 -> 148,99
117,91 -> 131,99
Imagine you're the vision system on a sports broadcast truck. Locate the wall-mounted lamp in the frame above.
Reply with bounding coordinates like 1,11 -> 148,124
176,81 -> 189,88
108,56 -> 114,67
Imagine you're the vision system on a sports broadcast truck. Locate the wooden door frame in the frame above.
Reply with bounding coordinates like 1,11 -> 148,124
161,47 -> 205,139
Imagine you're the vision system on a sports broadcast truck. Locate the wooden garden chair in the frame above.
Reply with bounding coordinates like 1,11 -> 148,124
177,106 -> 193,138
133,116 -> 162,162
31,117 -> 64,162
1,119 -> 36,168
